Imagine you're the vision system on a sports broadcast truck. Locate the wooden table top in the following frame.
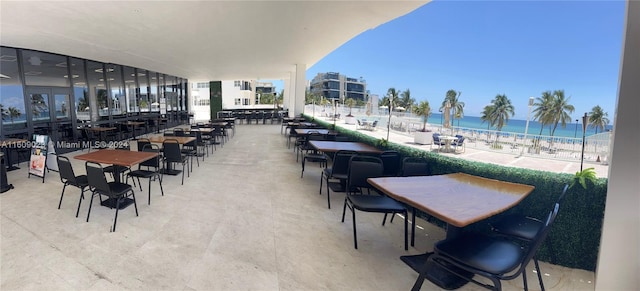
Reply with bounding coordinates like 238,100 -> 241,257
74,149 -> 157,167
147,136 -> 196,144
1,138 -> 28,147
368,173 -> 535,228
308,141 -> 382,154
185,128 -> 214,134
294,129 -> 332,135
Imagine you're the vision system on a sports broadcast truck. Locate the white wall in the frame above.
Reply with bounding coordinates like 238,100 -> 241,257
595,1 -> 640,289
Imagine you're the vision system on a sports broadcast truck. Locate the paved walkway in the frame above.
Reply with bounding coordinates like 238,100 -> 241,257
330,119 -> 610,178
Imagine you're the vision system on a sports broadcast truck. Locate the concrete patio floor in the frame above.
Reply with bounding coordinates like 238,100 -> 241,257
1,123 -> 595,290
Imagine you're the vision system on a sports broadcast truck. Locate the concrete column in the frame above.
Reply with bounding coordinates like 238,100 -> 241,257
294,63 -> 307,116
595,1 -> 640,289
283,78 -> 290,116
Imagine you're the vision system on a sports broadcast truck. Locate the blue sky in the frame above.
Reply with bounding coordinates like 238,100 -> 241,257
296,0 -> 625,121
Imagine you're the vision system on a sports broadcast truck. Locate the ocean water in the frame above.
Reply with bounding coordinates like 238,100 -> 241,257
425,113 -> 613,138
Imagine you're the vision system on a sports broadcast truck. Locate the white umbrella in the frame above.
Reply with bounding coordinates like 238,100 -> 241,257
379,105 -> 388,109
395,106 -> 406,111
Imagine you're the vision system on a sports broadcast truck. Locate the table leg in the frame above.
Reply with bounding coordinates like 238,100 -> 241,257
3,148 -> 20,171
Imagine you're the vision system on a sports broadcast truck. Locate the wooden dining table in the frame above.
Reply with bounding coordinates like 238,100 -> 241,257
308,140 -> 382,154
74,149 -> 157,209
367,173 -> 535,289
294,128 -> 332,135
146,136 -> 196,144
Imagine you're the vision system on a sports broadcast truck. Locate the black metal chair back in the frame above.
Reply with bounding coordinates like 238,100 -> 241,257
162,139 -> 182,162
380,150 -> 402,177
86,161 -> 111,195
139,144 -> 161,168
58,156 -> 79,185
137,138 -> 151,152
401,157 -> 429,177
347,155 -> 384,191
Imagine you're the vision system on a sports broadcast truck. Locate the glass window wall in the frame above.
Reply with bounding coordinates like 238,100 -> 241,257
106,64 -> 124,118
149,71 -> 159,113
136,69 -> 149,114
0,47 -> 27,132
122,66 -> 137,116
70,58 -> 90,123
86,61 -> 107,122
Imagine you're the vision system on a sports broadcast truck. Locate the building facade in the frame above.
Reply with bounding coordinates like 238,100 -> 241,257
309,72 -> 367,102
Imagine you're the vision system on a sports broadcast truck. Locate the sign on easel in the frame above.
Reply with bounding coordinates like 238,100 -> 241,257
28,134 -> 48,183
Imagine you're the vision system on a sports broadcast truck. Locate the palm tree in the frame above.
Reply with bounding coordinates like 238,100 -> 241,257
8,107 -> 21,123
0,104 -> 7,121
532,91 -> 554,135
440,90 -> 465,128
413,100 -> 432,132
345,98 -> 356,116
399,89 -> 415,112
588,105 -> 610,134
480,105 -> 495,142
31,94 -> 47,117
385,88 -> 400,141
487,94 -> 515,143
78,90 -> 90,111
548,90 -> 575,137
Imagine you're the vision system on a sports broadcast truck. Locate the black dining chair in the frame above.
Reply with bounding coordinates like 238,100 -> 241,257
126,144 -> 164,205
341,155 -> 408,250
85,161 -> 139,232
163,139 -> 189,185
488,184 -> 569,291
379,150 -> 402,177
415,203 -> 560,291
56,155 -> 89,218
401,157 -> 430,177
320,150 -> 357,209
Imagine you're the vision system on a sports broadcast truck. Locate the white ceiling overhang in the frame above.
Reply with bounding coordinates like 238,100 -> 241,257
0,1 -> 428,81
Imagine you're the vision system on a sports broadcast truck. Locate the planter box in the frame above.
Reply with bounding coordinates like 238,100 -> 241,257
344,115 -> 356,125
414,131 -> 432,145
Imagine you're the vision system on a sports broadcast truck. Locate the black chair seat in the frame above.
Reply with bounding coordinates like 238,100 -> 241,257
305,153 -> 326,162
347,195 -> 405,212
435,233 -> 522,275
104,182 -> 134,197
71,175 -> 89,187
492,215 -> 543,241
127,169 -> 156,179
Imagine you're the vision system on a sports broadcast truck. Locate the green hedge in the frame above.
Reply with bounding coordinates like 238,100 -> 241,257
306,115 -> 607,271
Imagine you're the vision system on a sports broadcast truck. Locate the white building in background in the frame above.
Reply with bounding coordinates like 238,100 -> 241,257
190,80 -> 278,121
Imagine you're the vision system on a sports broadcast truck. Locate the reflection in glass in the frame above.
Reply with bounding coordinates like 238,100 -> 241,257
55,94 -> 70,119
149,71 -> 159,112
70,58 -> 89,122
123,66 -> 137,115
30,93 -> 50,121
0,47 -> 27,130
22,50 -> 69,87
165,75 -> 177,112
87,61 -> 106,121
106,64 -> 124,117
137,69 -> 149,113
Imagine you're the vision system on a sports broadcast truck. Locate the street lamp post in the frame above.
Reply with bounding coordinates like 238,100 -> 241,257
580,112 -> 589,171
519,97 -> 535,156
439,108 -> 443,131
574,119 -> 579,138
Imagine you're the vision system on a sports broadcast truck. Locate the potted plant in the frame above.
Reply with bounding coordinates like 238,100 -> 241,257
413,100 -> 432,145
344,98 -> 357,125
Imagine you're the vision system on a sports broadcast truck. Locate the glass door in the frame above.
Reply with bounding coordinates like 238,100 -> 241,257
25,87 -> 72,142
